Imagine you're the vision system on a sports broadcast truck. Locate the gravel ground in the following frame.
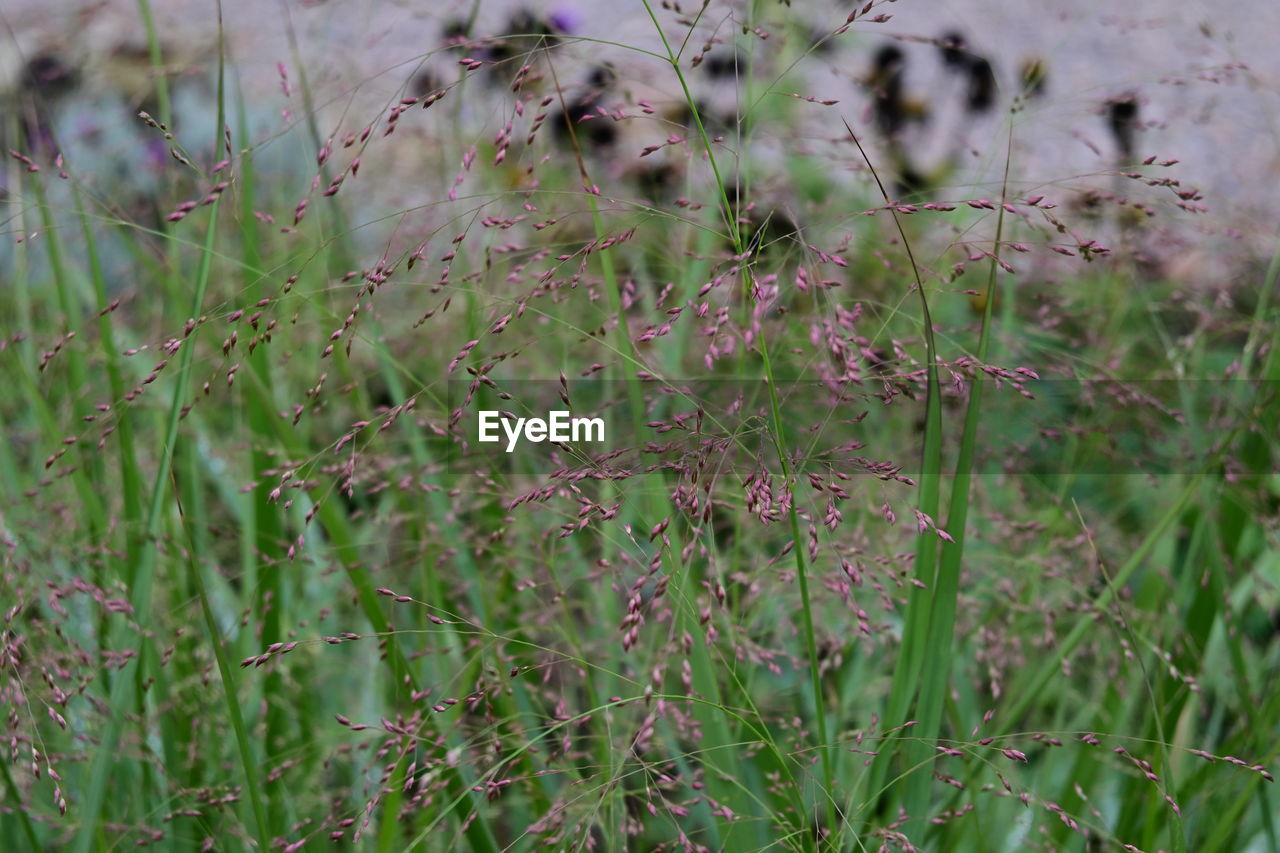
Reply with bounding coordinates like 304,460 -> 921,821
3,0 -> 1278,276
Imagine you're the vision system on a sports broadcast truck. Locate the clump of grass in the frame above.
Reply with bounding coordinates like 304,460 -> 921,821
1,2 -> 1277,851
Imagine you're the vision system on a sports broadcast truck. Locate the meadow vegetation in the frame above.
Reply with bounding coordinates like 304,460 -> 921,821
2,2 -> 1278,850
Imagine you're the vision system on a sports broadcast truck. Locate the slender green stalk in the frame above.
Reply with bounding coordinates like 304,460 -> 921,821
896,131 -> 1015,843
174,486 -> 272,850
640,5 -> 836,844
72,192 -> 222,853
134,0 -> 172,128
1237,230 -> 1279,381
844,120 -> 945,832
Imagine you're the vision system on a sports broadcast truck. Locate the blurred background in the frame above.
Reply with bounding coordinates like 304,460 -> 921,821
3,5 -> 1278,850
4,0 -> 1278,279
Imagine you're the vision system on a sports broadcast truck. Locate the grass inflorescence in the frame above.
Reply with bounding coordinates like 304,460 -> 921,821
1,1 -> 1278,851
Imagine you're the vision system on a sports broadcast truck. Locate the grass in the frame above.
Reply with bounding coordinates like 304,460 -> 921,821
2,2 -> 1278,851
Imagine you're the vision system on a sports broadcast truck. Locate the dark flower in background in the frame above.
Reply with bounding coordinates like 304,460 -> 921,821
964,55 -> 997,113
1107,93 -> 1140,161
938,31 -> 968,68
22,53 -> 78,97
869,44 -> 907,137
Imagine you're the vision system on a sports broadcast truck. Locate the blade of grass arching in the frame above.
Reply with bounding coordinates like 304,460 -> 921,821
357,363 -> 547,840
1072,500 -> 1186,853
309,513 -> 501,853
233,363 -> 501,853
842,120 -> 945,827
1203,770 -> 1275,850
634,12 -> 831,843
1202,507 -> 1262,716
173,484 -> 271,851
172,439 -> 233,852
344,317 -> 567,835
0,756 -> 41,849
586,189 -> 743,850
4,116 -> 38,374
544,42 -> 763,844
77,184 -> 145,609
1211,234 -> 1275,579
1202,496 -> 1280,853
133,0 -> 189,316
70,1 -> 216,815
277,0 -> 355,276
227,66 -> 295,836
134,0 -> 172,128
110,2 -> 203,824
64,207 -> 189,829
410,691 -> 805,851
27,179 -> 116,564
897,136 -> 1015,843
14,172 -> 116,676
757,333 -> 840,839
72,190 -> 222,853
31,184 -> 89,408
522,496 -> 632,849
994,475 -> 1200,735
30,171 -> 180,818
1238,233 -> 1279,381
492,394 -> 767,846
69,180 -> 197,827
1049,504 -> 1213,852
